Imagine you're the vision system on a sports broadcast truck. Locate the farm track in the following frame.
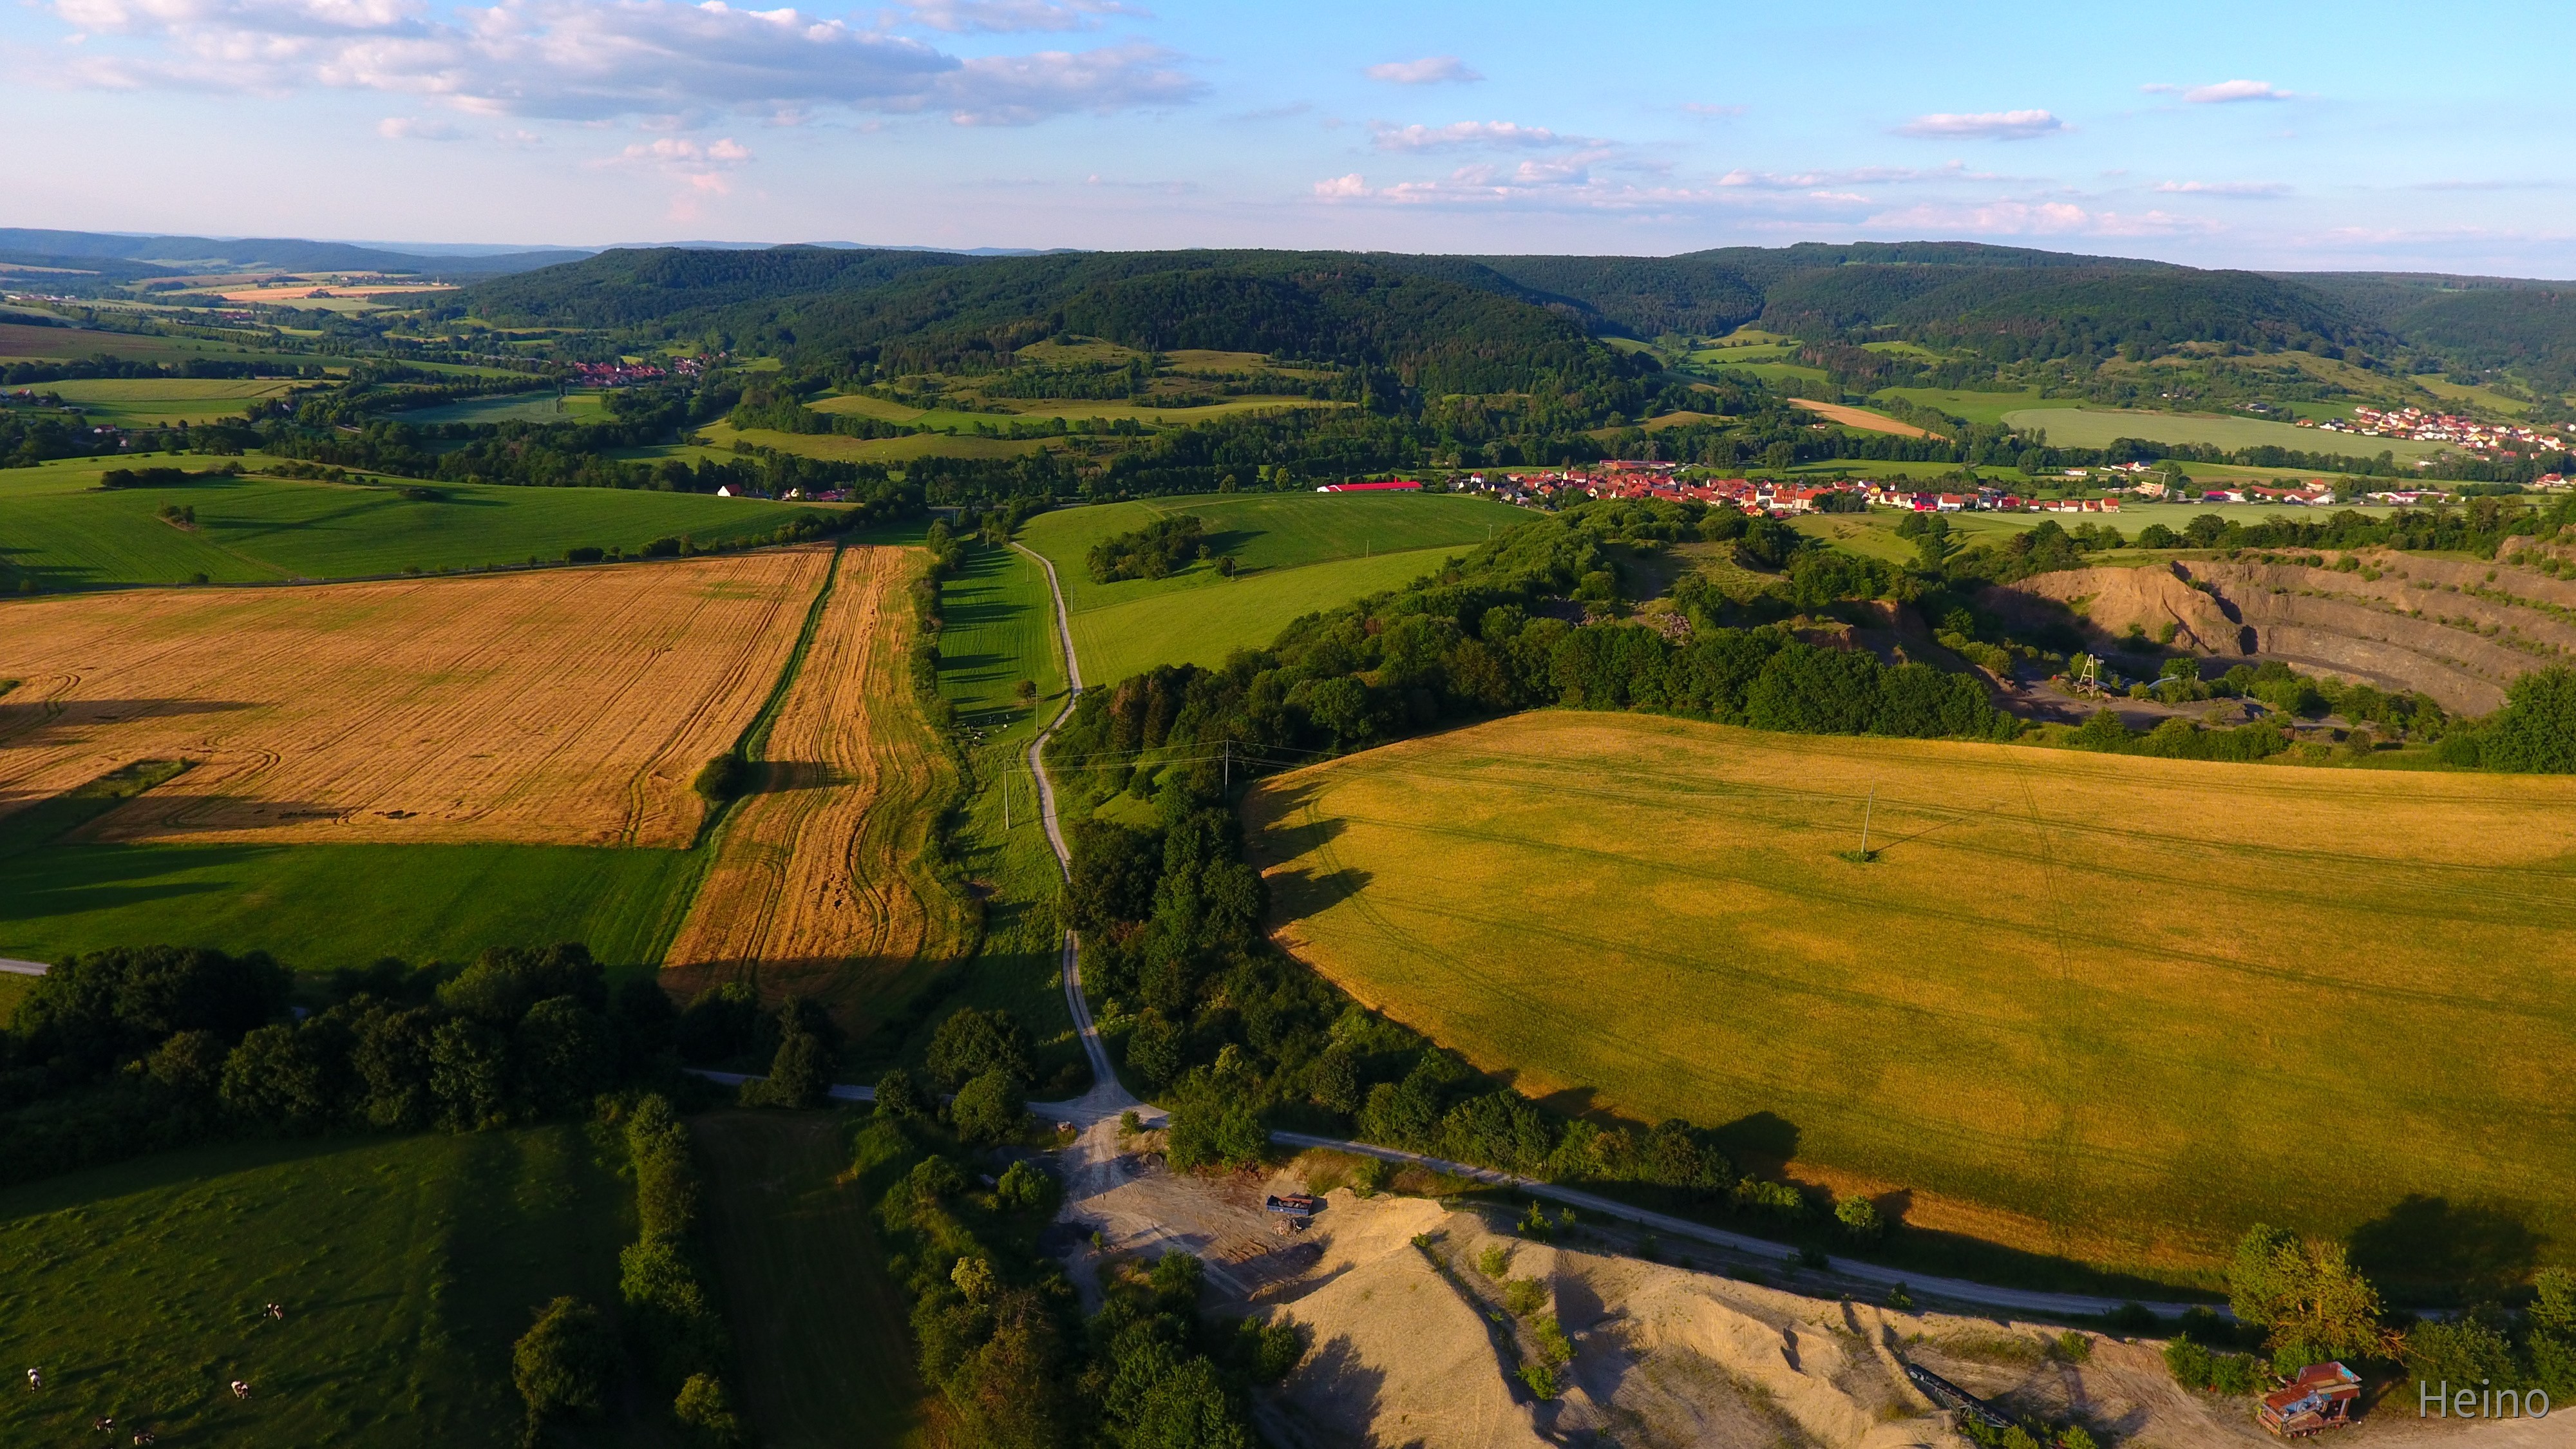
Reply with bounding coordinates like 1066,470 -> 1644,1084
662,545 -> 972,1025
0,551 -> 828,846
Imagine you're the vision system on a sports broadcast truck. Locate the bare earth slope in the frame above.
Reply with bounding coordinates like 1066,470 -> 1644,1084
1985,551 -> 2576,715
663,544 -> 971,1023
0,550 -> 829,846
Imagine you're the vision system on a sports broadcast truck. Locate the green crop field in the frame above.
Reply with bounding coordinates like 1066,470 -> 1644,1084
1873,388 -> 2070,428
2003,406 -> 2453,460
36,377 -> 302,424
697,423 -> 1050,464
0,457 -> 823,587
394,391 -> 605,426
0,1126 -> 643,1448
1070,546 -> 1457,685
811,391 -> 1340,430
2,838 -> 704,975
1248,712 -> 2576,1296
1018,491 -> 1528,683
694,1112 -> 923,1449
0,323 -> 318,370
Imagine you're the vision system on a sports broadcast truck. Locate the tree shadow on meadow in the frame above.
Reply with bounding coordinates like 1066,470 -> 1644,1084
2348,1194 -> 2543,1305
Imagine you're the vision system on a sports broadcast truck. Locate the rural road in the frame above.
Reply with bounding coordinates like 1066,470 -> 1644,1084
0,958 -> 50,976
1011,540 -> 1162,1133
705,535 -> 2215,1327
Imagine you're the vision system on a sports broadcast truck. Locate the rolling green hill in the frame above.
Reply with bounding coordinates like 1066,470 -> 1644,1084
0,455 -> 828,588
1018,491 -> 1529,683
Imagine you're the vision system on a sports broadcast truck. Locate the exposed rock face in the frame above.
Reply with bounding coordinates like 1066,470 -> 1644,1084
1982,553 -> 2576,715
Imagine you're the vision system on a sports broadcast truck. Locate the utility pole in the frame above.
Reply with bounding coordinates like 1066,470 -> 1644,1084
1222,741 -> 1231,791
1859,785 -> 1875,857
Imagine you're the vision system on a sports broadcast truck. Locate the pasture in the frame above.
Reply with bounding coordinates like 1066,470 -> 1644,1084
1247,712 -> 2576,1294
35,377 -> 301,424
0,549 -> 829,849
1018,491 -> 1526,682
0,1127 -> 638,1448
2,838 -> 703,973
809,391 -> 1340,430
2002,406 -> 2452,460
392,390 -> 603,426
1070,547 -> 1458,685
694,1112 -> 924,1448
0,323 -> 316,370
1871,388 -> 2067,428
697,422 -> 1050,464
0,457 -> 824,587
663,546 -> 974,1025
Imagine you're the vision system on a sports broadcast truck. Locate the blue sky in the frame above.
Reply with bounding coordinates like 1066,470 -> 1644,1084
7,0 -> 2571,274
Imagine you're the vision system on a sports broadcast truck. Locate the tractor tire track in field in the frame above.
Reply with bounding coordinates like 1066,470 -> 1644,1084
663,545 -> 974,1030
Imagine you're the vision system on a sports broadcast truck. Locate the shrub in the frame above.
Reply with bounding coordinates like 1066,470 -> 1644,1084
994,1159 -> 1057,1213
874,1066 -> 925,1118
565,546 -> 605,564
1835,1194 -> 1886,1244
926,1007 -> 1034,1090
673,1373 -> 743,1447
513,1296 -> 619,1441
950,1067 -> 1027,1145
1502,1277 -> 1548,1317
1477,1244 -> 1511,1280
692,752 -> 749,804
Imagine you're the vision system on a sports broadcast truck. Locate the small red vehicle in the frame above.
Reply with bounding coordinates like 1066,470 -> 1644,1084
2259,1363 -> 2362,1437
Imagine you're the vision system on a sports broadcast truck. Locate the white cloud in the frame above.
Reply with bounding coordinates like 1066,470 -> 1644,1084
2155,179 -> 2291,198
376,113 -> 457,138
1368,119 -> 1567,152
1312,172 -> 1369,198
1362,55 -> 1478,85
1679,101 -> 1745,118
900,0 -> 1142,33
1894,109 -> 2064,140
1864,199 -> 2216,236
2179,79 -> 2297,104
1716,162 -> 2000,190
36,0 -> 1199,124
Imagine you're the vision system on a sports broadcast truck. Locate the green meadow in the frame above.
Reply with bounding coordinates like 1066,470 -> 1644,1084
2003,406 -> 2453,460
1872,387 -> 2070,427
0,323 -> 319,370
36,377 -> 303,424
696,423 -> 1051,464
694,1112 -> 925,1448
395,391 -> 607,426
0,1127 -> 643,1448
1,838 -> 705,976
0,455 -> 824,587
1017,491 -> 1528,685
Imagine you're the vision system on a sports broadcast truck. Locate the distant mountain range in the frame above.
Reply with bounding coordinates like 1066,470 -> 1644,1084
0,229 -> 1062,281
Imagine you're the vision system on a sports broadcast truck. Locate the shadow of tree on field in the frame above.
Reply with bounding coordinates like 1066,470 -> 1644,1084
2349,1194 -> 2543,1305
1712,1110 -> 1801,1177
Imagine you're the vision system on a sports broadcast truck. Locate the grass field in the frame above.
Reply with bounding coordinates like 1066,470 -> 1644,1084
0,456 -> 823,587
0,550 -> 828,850
37,377 -> 302,424
1,838 -> 705,972
1021,491 -> 1528,617
1019,491 -> 1526,682
0,1126 -> 642,1447
698,423 -> 1050,464
0,323 -> 317,370
2411,375 -> 2532,417
693,1112 -> 923,1449
1070,547 -> 1459,685
810,391 -> 1340,430
393,391 -> 605,426
1247,712 -> 2576,1295
2003,406 -> 2452,460
1872,388 -> 2069,428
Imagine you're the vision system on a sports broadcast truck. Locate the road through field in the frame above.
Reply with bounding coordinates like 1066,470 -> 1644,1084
663,545 -> 972,1025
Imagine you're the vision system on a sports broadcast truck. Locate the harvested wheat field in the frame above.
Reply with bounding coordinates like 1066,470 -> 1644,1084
663,545 -> 971,1021
1247,712 -> 2576,1291
0,549 -> 831,847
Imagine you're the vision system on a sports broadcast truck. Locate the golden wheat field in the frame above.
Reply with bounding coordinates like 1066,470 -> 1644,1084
663,545 -> 971,1023
0,549 -> 831,848
1246,712 -> 2576,1286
